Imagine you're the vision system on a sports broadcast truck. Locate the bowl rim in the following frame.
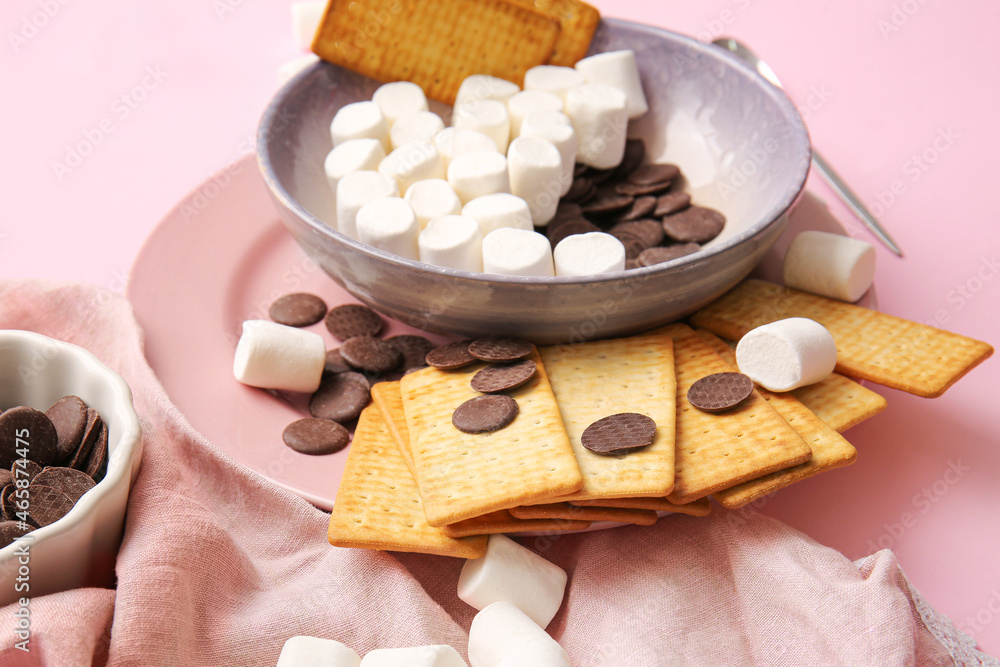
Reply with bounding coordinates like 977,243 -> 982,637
0,329 -> 143,560
257,17 -> 812,286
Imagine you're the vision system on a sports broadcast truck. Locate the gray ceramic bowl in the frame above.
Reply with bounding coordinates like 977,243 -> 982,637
258,19 -> 811,344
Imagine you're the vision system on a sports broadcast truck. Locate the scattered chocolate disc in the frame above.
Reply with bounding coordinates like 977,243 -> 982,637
468,337 -> 534,363
12,459 -> 42,484
0,406 -> 58,468
82,422 -> 109,480
470,359 -> 538,393
547,219 -> 601,247
309,372 -> 371,422
562,177 -> 595,203
324,304 -> 384,340
687,372 -> 754,413
26,485 -> 76,528
386,335 -> 436,370
581,413 -> 657,455
662,206 -> 726,244
324,348 -> 353,375
615,138 -> 646,177
636,243 -> 701,267
581,193 -> 634,216
339,336 -> 403,374
608,231 -> 646,260
282,418 -> 350,455
0,520 -> 32,548
654,191 -> 691,217
31,467 -> 96,504
425,340 -> 476,370
616,195 -> 657,222
452,395 -> 519,434
46,395 -> 88,462
268,292 -> 328,327
66,408 -> 102,470
609,219 -> 664,249
627,163 -> 680,185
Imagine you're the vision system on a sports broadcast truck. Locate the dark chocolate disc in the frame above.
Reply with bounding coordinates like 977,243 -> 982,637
616,196 -> 657,223
627,163 -> 680,185
662,206 -> 726,244
609,219 -> 664,249
636,243 -> 701,267
46,396 -> 89,462
385,335 -> 436,371
324,304 -> 384,340
0,406 -> 58,468
309,372 -> 371,422
452,395 -> 519,434
654,191 -> 691,217
268,293 -> 328,327
470,359 -> 538,393
581,413 -> 657,455
26,485 -> 76,527
425,340 -> 476,370
282,418 -> 350,455
339,336 -> 403,374
687,372 -> 754,413
30,467 -> 96,503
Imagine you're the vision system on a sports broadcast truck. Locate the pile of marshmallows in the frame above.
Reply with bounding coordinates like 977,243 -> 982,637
323,51 -> 648,278
276,535 -> 572,667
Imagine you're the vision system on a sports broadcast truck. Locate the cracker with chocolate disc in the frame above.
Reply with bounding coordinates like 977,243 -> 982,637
689,279 -> 994,398
510,502 -> 659,526
505,0 -> 599,66
312,0 -> 561,105
400,352 -> 582,526
649,323 -> 813,505
572,496 -> 711,517
695,330 -> 858,508
442,509 -> 591,538
328,405 -> 487,558
537,332 -> 676,501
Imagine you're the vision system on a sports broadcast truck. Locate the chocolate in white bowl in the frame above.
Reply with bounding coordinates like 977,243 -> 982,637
257,18 -> 811,344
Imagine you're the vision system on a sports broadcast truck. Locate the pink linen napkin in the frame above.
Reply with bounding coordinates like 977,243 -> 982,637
0,279 -> 993,667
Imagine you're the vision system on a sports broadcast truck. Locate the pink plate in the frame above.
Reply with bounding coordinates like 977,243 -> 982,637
128,156 -> 872,512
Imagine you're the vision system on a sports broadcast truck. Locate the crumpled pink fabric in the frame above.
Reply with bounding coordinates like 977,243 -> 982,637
0,279 -> 993,667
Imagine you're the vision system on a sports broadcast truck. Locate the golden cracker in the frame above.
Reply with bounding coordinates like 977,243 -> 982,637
442,509 -> 591,537
511,502 -> 659,526
312,0 -> 560,104
572,496 -> 711,517
328,405 -> 487,558
690,279 -> 994,398
695,330 -> 858,509
650,323 -> 813,505
506,0 -> 601,65
538,333 -> 676,501
401,351 -> 583,526
369,381 -> 414,476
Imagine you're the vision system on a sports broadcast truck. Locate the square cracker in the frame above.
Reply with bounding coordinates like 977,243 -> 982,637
537,332 -> 676,501
505,0 -> 601,65
689,279 -> 994,398
571,496 -> 711,517
400,351 -> 583,526
370,381 -> 414,476
650,323 -> 813,505
328,405 -> 487,558
791,374 -> 887,433
696,330 -> 858,509
510,502 -> 659,526
442,510 -> 591,538
311,0 -> 560,104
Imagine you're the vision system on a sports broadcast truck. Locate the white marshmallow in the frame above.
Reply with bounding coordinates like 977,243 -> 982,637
523,65 -> 585,104
433,128 -> 499,168
565,83 -> 628,169
290,1 -> 325,50
736,317 -> 838,392
452,99 -> 510,153
462,193 -> 533,236
454,74 -> 521,112
519,111 -> 577,196
468,602 -> 570,667
506,90 -> 563,139
574,49 -> 649,119
233,320 -> 325,394
372,81 -> 428,128
405,178 -> 462,229
553,232 -> 626,276
458,535 -> 567,627
389,110 -> 445,149
330,101 -> 389,152
506,136 -> 563,225
482,228 -> 554,277
355,197 -> 420,260
324,138 -> 387,203
418,215 -> 484,272
335,170 -> 399,239
447,151 -> 510,204
782,231 -> 877,302
359,645 -> 466,667
276,636 -> 361,667
277,53 -> 319,87
378,140 -> 446,195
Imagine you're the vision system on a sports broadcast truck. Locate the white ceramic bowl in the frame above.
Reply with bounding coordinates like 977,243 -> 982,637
0,330 -> 142,605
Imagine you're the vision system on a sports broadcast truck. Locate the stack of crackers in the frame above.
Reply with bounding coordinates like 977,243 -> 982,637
328,280 -> 992,558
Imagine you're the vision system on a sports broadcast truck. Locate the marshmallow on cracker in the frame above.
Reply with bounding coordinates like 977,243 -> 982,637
783,231 -> 876,302
372,80 -> 429,128
507,137 -> 563,225
335,170 -> 399,239
574,50 -> 649,119
468,602 -> 570,667
447,150 -> 510,203
519,111 -> 577,196
330,101 -> 389,152
233,320 -> 325,394
565,84 -> 628,170
405,178 -> 462,229
462,193 -> 533,236
553,232 -> 626,276
419,215 -> 484,272
736,317 -> 838,392
355,197 -> 420,260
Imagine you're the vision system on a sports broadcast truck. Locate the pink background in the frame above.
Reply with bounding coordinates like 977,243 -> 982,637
3,0 -> 999,657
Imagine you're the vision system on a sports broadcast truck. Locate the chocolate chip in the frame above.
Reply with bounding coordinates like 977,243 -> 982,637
282,418 -> 350,455
268,292 -> 328,327
46,395 -> 88,462
339,336 -> 403,374
324,348 -> 353,375
654,191 -> 691,217
581,413 -> 657,455
636,243 -> 701,266
548,219 -> 601,247
82,421 -> 109,481
562,177 -> 595,203
12,459 -> 42,484
452,395 -> 519,434
627,163 -> 680,185
616,196 -> 657,223
608,231 -> 646,260
615,139 -> 646,178
385,335 -> 436,370
30,467 -> 96,504
324,304 -> 384,340
0,520 -> 32,548
425,340 -> 476,370
26,485 -> 76,527
66,408 -> 101,470
687,372 -> 754,413
470,359 -> 538,393
468,337 -> 534,362
662,206 -> 726,243
609,219 -> 664,249
0,406 -> 58,468
309,372 -> 371,422
581,193 -> 634,216
614,180 -> 672,197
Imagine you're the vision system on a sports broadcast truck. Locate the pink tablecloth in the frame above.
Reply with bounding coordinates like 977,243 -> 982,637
0,279 -> 994,666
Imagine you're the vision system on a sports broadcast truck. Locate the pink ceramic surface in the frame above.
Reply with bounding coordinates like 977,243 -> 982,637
4,0 -> 999,655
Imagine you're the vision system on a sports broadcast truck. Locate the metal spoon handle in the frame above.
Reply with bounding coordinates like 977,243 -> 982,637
811,151 -> 904,256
